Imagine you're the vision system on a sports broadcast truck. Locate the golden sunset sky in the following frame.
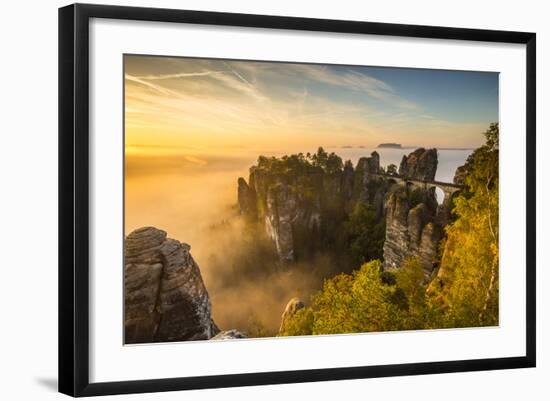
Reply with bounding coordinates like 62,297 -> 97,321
124,55 -> 498,156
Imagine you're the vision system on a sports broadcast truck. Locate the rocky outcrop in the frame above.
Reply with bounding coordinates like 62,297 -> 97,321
279,298 -> 305,334
453,164 -> 468,186
124,227 -> 219,344
237,148 -> 453,274
341,160 -> 355,202
383,189 -> 441,277
237,152 -> 383,262
383,148 -> 442,277
265,183 -> 294,262
353,152 -> 381,202
238,177 -> 257,219
399,148 -> 438,181
211,329 -> 247,340
238,166 -> 323,263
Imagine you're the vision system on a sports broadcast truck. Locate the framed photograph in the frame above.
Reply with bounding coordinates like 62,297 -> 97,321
58,3 -> 536,397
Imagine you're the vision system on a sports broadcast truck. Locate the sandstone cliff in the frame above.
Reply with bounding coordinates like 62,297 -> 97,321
237,151 -> 383,262
383,148 -> 441,277
383,190 -> 440,276
399,148 -> 438,181
238,147 -> 456,279
124,227 -> 219,343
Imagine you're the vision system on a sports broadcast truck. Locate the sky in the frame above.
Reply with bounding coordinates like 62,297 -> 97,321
124,55 -> 499,155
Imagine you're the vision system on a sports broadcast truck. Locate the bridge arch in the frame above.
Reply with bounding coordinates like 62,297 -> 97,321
426,183 -> 461,207
370,172 -> 464,206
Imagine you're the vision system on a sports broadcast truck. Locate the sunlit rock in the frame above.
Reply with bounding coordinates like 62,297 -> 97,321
124,227 -> 219,343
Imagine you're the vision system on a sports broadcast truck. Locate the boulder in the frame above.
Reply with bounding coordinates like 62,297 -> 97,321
124,227 -> 219,344
211,329 -> 247,340
279,297 -> 305,334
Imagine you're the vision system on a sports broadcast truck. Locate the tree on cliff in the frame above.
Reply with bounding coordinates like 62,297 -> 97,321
310,260 -> 401,334
430,123 -> 499,327
278,258 -> 445,336
279,123 -> 500,336
309,146 -> 343,174
386,163 -> 398,176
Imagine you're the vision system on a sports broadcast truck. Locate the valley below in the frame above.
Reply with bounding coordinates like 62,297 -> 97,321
124,126 -> 499,343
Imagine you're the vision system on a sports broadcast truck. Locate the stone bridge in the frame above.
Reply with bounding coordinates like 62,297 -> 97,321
372,173 -> 464,206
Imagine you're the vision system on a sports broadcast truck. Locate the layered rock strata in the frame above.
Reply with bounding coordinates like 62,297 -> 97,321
124,227 -> 219,344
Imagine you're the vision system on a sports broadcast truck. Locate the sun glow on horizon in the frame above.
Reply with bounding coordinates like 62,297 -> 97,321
125,56 -> 498,154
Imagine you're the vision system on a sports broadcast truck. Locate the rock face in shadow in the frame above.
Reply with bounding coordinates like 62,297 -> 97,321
124,227 -> 219,344
453,164 -> 468,186
384,148 -> 441,277
383,191 -> 440,276
251,166 -> 324,263
237,152 -> 383,263
353,152 -> 381,203
237,177 -> 257,219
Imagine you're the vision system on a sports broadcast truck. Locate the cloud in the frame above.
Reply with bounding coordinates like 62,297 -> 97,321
126,63 -> 270,103
210,68 -> 269,103
131,70 -> 227,80
125,74 -> 179,97
292,65 -> 418,110
126,60 -> 417,110
124,57 -> 491,150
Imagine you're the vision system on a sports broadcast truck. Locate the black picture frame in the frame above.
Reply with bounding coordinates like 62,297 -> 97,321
59,3 -> 536,397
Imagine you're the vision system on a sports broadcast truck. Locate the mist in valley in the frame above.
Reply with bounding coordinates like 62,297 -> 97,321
125,150 -> 336,335
125,147 -> 472,336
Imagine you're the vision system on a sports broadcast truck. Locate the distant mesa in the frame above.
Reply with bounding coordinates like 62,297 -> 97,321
377,143 -> 402,149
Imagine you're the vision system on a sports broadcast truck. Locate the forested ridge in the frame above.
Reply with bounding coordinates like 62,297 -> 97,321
279,123 -> 499,335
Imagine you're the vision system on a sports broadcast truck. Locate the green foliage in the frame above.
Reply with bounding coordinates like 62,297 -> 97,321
280,258 -> 445,336
310,147 -> 343,174
256,153 -> 316,176
345,202 -> 385,267
387,164 -> 398,175
432,123 -> 499,327
394,258 -> 443,329
256,147 -> 343,176
278,308 -> 315,336
261,124 -> 499,336
311,261 -> 397,334
280,123 -> 500,336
